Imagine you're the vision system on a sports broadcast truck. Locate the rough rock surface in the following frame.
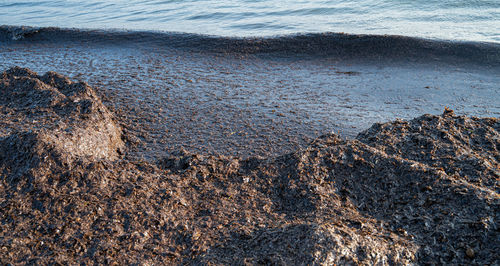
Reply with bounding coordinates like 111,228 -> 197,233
0,68 -> 498,265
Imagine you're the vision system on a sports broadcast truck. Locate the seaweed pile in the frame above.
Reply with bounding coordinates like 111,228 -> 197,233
0,68 -> 498,264
0,67 -> 124,174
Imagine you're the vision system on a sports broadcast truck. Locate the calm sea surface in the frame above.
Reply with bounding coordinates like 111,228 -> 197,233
1,0 -> 499,42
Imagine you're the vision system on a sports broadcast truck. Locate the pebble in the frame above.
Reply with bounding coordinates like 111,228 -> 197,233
466,247 -> 475,258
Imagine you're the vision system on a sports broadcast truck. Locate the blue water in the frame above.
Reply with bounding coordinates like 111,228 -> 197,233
1,0 -> 499,43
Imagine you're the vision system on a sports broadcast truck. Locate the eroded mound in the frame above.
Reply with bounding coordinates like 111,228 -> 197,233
357,108 -> 499,193
0,68 -> 498,265
0,67 -> 124,183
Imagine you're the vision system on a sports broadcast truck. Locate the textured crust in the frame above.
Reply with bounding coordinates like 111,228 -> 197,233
0,68 -> 498,265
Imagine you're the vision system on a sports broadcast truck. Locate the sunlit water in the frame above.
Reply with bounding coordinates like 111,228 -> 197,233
1,0 -> 499,42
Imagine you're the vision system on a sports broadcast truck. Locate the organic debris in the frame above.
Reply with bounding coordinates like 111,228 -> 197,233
357,109 -> 499,193
0,68 -> 498,265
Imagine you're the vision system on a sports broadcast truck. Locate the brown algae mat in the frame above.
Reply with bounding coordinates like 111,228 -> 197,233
0,67 -> 498,264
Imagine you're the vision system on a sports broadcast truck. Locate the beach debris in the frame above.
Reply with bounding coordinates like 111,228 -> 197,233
0,67 -> 124,181
0,68 -> 498,265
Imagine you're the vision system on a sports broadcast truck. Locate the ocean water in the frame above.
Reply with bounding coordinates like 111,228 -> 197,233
1,0 -> 499,42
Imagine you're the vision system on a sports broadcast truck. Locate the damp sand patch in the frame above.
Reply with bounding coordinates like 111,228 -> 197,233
0,68 -> 498,264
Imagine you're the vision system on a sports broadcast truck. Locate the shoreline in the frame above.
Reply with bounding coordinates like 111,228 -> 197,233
2,25 -> 500,63
1,28 -> 499,160
3,24 -> 500,45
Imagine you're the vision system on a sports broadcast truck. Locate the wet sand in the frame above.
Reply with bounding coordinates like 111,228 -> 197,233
1,30 -> 498,160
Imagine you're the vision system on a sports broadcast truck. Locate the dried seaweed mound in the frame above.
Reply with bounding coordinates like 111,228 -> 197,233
0,68 -> 498,265
279,134 -> 498,265
157,146 -> 418,265
356,108 -> 499,193
160,132 -> 498,265
200,222 -> 415,265
0,67 -> 124,184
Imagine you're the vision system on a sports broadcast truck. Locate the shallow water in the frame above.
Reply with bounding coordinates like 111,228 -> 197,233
1,0 -> 499,42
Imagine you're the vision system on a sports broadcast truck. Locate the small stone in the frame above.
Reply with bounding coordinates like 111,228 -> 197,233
443,107 -> 455,116
466,247 -> 475,258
